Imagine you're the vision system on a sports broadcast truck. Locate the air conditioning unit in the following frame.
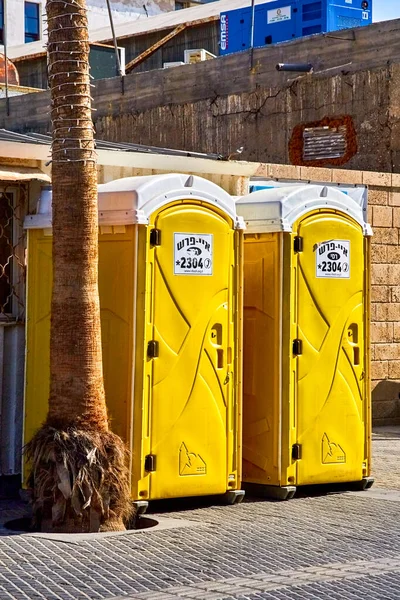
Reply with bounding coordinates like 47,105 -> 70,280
184,49 -> 216,64
163,61 -> 186,68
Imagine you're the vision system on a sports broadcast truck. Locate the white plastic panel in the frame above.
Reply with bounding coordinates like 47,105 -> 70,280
236,184 -> 372,236
249,178 -> 368,214
24,174 -> 245,230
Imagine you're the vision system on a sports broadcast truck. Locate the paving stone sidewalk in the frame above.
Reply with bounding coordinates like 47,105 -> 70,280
0,427 -> 400,600
370,426 -> 400,489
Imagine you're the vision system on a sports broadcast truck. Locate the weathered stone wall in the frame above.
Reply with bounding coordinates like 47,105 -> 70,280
4,18 -> 400,172
93,66 -> 392,171
2,64 -> 394,171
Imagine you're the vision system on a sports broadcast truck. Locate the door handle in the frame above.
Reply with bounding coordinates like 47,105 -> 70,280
217,349 -> 224,369
347,324 -> 360,366
353,347 -> 360,366
211,323 -> 222,345
348,323 -> 359,344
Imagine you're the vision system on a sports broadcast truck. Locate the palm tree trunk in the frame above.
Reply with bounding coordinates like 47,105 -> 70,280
26,0 -> 132,533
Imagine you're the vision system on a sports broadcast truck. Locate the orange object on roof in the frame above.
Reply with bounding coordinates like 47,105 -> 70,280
0,54 -> 19,86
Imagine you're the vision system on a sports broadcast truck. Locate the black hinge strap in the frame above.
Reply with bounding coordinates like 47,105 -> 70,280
292,444 -> 302,461
147,340 -> 159,359
150,228 -> 161,247
294,236 -> 303,253
145,454 -> 156,472
293,339 -> 302,356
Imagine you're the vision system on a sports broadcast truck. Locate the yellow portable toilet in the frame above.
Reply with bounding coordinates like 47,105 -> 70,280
236,183 -> 373,499
24,174 -> 245,511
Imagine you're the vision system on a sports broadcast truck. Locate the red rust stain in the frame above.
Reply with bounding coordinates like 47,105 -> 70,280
0,54 -> 20,86
289,115 -> 357,167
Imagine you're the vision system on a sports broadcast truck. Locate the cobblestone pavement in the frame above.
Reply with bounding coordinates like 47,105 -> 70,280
370,426 -> 400,489
0,427 -> 399,600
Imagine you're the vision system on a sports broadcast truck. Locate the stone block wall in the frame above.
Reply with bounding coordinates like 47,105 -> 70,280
367,174 -> 400,424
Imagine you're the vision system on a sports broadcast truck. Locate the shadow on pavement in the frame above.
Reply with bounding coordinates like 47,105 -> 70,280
3,514 -> 158,535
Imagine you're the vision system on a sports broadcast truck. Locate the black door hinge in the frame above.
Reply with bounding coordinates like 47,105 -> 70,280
150,228 -> 161,247
293,339 -> 303,356
294,236 -> 303,253
145,454 -> 156,472
147,340 -> 159,359
292,444 -> 302,461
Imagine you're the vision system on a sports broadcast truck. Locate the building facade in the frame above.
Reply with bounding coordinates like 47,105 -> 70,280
1,0 -> 179,49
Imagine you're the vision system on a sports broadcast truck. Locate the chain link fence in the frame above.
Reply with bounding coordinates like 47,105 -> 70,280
0,183 -> 26,322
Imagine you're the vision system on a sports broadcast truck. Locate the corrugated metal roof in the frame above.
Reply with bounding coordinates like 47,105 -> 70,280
9,0 -> 272,60
0,129 -> 224,161
10,41 -> 117,63
8,41 -> 45,61
0,130 -> 50,145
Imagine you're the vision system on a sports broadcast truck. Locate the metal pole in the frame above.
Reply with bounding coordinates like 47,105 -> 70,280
276,63 -> 313,72
3,0 -> 9,116
250,0 -> 256,70
105,0 -> 125,77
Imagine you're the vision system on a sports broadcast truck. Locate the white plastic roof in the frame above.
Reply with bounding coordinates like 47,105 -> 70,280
24,173 -> 244,229
9,0 -> 271,59
236,184 -> 372,236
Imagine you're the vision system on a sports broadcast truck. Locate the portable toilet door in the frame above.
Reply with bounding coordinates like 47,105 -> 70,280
24,174 -> 245,510
236,184 -> 373,499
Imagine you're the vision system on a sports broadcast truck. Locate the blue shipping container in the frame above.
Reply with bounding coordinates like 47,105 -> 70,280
220,0 -> 372,55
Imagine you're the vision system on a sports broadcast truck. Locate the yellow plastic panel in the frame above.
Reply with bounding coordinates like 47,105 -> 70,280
132,226 -> 153,501
24,228 -> 135,461
281,233 -> 298,487
97,231 -> 135,443
294,212 -> 367,485
24,231 -> 52,458
364,237 -> 372,477
146,203 -> 238,499
242,233 -> 281,486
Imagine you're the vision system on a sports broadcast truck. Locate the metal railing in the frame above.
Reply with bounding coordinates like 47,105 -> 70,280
0,184 -> 26,322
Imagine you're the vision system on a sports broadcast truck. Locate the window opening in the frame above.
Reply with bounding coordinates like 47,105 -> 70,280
25,2 -> 41,43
